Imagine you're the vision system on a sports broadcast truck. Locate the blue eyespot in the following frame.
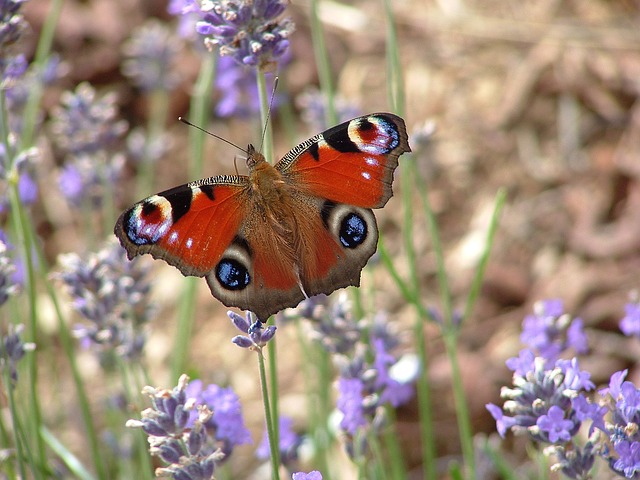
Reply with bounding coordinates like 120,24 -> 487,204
340,213 -> 367,248
216,259 -> 250,290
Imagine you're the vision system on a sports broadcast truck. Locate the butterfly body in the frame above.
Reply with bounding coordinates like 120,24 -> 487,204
115,113 -> 411,320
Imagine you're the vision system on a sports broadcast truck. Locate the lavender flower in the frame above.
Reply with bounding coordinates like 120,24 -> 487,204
167,0 -> 201,41
126,375 -> 226,480
0,240 -> 18,305
548,441 -> 599,480
229,311 -> 276,349
520,299 -> 588,362
122,19 -> 181,92
50,82 -> 127,205
620,296 -> 640,338
256,416 -> 302,465
56,241 -> 153,362
292,472 -> 322,480
0,0 -> 29,88
215,55 -> 262,118
0,323 -> 35,384
296,88 -> 361,131
191,0 -> 295,71
596,369 -> 640,477
487,355 -> 595,444
184,379 -> 252,455
0,0 -> 28,50
293,293 -> 362,355
0,137 -> 40,210
50,82 -> 127,156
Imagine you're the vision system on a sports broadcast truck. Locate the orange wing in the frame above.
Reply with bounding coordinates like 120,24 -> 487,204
276,113 -> 411,209
114,176 -> 250,277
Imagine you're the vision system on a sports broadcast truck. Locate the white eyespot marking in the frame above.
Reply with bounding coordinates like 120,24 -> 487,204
366,157 -> 379,166
169,232 -> 179,244
361,171 -> 371,180
186,238 -> 193,249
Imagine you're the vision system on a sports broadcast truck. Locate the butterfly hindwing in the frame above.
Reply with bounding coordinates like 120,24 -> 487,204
276,113 -> 411,209
114,176 -> 250,277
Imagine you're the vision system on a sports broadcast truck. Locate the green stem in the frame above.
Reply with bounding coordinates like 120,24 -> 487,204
309,0 -> 337,126
256,71 -> 274,163
258,348 -> 281,480
20,0 -> 64,148
137,88 -> 170,199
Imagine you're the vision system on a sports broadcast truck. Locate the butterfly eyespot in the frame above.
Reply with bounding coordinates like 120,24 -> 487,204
339,212 -> 367,248
216,258 -> 251,291
321,201 -> 377,253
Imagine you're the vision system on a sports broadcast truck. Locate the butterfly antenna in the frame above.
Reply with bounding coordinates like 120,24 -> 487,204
258,76 -> 279,153
179,117 -> 247,154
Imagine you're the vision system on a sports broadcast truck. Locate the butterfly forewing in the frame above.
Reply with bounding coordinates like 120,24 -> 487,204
115,177 -> 250,277
276,113 -> 411,209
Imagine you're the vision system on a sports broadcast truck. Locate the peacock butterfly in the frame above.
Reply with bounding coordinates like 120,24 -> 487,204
114,113 -> 411,320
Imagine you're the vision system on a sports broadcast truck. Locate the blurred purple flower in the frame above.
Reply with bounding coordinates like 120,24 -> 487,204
0,239 -> 18,305
0,323 -> 35,385
57,164 -> 84,203
256,416 -> 301,464
336,377 -> 367,436
51,82 -> 127,206
0,53 -> 26,88
17,171 -> 37,204
167,0 -> 200,40
621,301 -> 640,337
122,19 -> 181,92
520,299 -> 588,362
0,0 -> 28,51
50,82 -> 128,156
57,241 -> 153,362
292,472 -> 322,480
296,88 -> 361,131
184,379 -> 252,455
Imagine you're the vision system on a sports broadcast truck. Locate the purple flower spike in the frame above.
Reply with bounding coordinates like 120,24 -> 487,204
228,311 -> 276,349
536,406 -> 575,443
621,300 -> 640,338
177,0 -> 295,71
292,472 -> 322,480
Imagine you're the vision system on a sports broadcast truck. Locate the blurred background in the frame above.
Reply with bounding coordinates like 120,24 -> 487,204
7,0 -> 640,478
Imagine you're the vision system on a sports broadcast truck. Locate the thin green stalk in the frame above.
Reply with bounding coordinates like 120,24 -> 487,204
20,0 -> 63,148
381,407 -> 407,480
309,0 -> 337,126
413,310 -> 436,480
257,348 -> 281,480
136,88 -> 170,199
28,229 -> 108,479
256,71 -> 274,163
41,427 -> 96,480
295,320 -> 332,480
171,53 -> 217,382
3,364 -> 28,479
7,159 -> 46,479
442,331 -> 475,478
462,189 -> 506,320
